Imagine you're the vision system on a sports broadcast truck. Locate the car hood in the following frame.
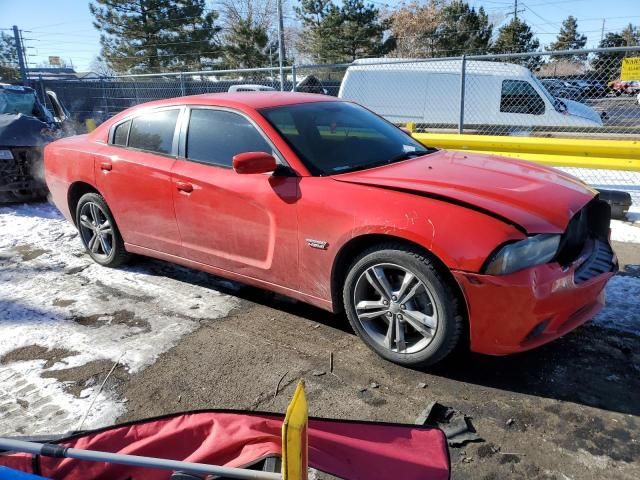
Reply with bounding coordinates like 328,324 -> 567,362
563,99 -> 603,125
332,150 -> 596,233
0,113 -> 56,147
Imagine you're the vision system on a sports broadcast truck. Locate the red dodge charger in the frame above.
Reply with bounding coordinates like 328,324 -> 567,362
44,93 -> 617,367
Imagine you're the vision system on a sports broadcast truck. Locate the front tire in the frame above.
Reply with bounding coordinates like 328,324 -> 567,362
75,192 -> 130,267
343,243 -> 464,368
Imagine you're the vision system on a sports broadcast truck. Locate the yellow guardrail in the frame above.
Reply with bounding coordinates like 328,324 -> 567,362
410,131 -> 640,172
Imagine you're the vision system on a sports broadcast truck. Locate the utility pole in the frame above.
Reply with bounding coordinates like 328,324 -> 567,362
276,0 -> 285,91
600,19 -> 606,43
514,0 -> 518,21
12,25 -> 28,85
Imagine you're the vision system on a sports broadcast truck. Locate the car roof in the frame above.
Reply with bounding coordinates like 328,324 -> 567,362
349,58 -> 532,77
91,92 -> 342,140
131,92 -> 338,111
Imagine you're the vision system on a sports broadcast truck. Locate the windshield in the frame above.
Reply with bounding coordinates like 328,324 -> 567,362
260,101 -> 432,175
0,90 -> 37,115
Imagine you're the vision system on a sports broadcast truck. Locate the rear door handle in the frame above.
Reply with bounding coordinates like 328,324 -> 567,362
100,161 -> 112,171
176,181 -> 193,193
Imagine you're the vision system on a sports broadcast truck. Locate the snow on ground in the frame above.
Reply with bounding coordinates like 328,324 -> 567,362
611,206 -> 640,244
594,275 -> 640,336
0,203 -> 239,435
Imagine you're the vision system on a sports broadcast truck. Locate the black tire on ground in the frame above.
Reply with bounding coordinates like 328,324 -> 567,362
343,243 -> 465,368
75,192 -> 130,268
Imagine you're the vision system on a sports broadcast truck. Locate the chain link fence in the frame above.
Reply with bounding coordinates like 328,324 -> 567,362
27,46 -> 640,208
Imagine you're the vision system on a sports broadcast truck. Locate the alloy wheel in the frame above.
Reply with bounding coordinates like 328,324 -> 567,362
353,263 -> 439,354
78,201 -> 114,260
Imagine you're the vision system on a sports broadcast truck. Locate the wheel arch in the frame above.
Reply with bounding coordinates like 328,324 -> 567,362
330,234 -> 468,321
67,181 -> 102,226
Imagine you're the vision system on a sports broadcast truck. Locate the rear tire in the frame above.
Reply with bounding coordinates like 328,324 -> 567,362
75,192 -> 130,267
343,243 -> 464,368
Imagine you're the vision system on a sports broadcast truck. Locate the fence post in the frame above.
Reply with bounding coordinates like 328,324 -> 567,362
292,64 -> 297,92
458,54 -> 466,134
179,73 -> 186,96
38,74 -> 46,105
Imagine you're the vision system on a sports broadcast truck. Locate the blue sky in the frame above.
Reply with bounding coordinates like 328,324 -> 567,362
1,0 -> 639,71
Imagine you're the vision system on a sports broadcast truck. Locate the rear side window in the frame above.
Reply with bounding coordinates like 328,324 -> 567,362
112,120 -> 130,146
128,109 -> 179,154
500,80 -> 545,115
186,109 -> 272,167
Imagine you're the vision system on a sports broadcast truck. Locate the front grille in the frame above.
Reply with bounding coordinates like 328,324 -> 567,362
556,198 -> 610,266
554,198 -> 616,284
574,239 -> 616,284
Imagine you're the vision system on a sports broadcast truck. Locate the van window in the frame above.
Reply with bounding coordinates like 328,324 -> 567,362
112,120 -> 130,146
186,109 -> 272,167
128,109 -> 179,154
500,80 -> 545,115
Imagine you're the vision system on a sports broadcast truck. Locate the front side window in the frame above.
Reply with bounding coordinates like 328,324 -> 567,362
261,101 -> 432,176
186,109 -> 273,167
112,120 -> 131,146
500,80 -> 545,115
128,109 -> 179,154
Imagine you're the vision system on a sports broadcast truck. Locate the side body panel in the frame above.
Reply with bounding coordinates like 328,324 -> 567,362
93,145 -> 182,256
171,161 -> 300,286
294,177 -> 525,303
43,136 -> 95,222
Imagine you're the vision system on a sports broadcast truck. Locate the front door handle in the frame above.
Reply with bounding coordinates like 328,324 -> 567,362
100,161 -> 112,171
176,181 -> 193,193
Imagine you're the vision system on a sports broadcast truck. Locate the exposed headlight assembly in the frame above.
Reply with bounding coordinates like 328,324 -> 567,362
484,234 -> 561,275
0,149 -> 13,160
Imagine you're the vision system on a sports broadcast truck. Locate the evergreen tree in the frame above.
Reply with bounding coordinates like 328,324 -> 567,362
0,33 -> 20,83
90,0 -> 222,73
296,0 -> 386,63
492,18 -> 541,69
223,18 -> 270,69
339,0 -> 387,61
434,1 -> 492,56
295,0 -> 343,63
548,16 -> 587,62
593,24 -> 640,81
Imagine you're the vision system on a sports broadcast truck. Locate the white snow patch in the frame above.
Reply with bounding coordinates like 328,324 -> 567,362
610,206 -> 640,244
0,202 -> 239,435
593,275 -> 640,336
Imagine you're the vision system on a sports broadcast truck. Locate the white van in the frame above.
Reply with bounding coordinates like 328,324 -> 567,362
338,59 -> 603,129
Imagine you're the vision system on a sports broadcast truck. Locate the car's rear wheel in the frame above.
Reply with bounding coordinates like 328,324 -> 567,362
76,192 -> 129,267
343,243 -> 464,368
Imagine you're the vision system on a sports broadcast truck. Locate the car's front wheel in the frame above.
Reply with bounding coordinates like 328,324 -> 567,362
76,192 -> 130,267
343,243 -> 464,368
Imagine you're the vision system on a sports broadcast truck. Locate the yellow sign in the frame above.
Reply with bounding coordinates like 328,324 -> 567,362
281,380 -> 308,480
48,56 -> 61,66
621,57 -> 640,81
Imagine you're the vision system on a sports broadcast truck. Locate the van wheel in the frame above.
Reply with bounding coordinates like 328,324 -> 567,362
76,193 -> 130,267
343,243 -> 464,368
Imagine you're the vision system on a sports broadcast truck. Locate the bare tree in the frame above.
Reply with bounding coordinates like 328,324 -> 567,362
385,1 -> 443,58
90,56 -> 116,77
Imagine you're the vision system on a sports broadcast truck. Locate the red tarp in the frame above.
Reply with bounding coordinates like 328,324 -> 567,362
0,410 -> 450,480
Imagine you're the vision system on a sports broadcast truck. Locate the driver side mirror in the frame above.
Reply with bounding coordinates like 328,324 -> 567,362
232,151 -> 277,174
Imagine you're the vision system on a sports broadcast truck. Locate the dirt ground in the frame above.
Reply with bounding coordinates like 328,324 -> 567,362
1,202 -> 639,479
111,240 -> 639,480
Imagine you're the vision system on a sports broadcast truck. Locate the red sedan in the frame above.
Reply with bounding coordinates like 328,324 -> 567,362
44,93 -> 617,367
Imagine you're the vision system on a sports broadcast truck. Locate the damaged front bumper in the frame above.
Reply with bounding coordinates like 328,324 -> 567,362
453,237 -> 618,355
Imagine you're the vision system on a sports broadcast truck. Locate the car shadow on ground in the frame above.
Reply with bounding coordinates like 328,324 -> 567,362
126,256 -> 640,417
